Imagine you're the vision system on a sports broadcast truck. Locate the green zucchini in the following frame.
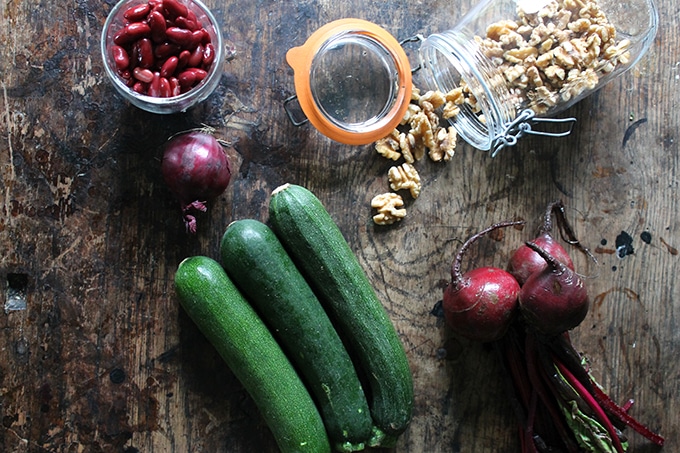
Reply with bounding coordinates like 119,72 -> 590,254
268,184 -> 414,443
174,256 -> 331,453
219,219 -> 374,451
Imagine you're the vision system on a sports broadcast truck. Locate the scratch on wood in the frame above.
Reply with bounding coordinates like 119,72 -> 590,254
2,82 -> 16,223
202,408 -> 221,434
622,118 -> 647,148
41,236 -> 83,279
659,237 -> 679,255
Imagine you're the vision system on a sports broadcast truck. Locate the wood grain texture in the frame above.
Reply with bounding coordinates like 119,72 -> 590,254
0,0 -> 677,451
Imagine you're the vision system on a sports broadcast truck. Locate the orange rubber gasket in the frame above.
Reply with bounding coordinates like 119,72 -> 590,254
286,18 -> 413,145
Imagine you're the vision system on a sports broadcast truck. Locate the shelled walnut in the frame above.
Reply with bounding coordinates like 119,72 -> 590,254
432,126 -> 458,162
374,129 -> 402,161
388,163 -> 421,199
371,193 -> 407,225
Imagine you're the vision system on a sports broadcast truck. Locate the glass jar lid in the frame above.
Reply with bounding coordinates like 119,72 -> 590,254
286,19 -> 412,145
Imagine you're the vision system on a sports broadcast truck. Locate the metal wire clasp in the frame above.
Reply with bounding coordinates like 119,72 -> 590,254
491,109 -> 576,157
283,95 -> 308,127
399,35 -> 425,73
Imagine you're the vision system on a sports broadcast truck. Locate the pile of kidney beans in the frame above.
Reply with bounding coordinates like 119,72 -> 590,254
109,0 -> 217,97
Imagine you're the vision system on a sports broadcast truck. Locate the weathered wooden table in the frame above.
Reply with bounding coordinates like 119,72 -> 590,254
0,0 -> 677,451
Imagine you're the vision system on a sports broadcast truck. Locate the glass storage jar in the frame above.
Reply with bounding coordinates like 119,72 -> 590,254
286,0 -> 657,152
418,0 -> 659,153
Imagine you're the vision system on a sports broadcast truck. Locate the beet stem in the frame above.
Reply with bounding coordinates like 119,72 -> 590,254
550,200 -> 598,264
525,241 -> 568,275
525,390 -> 539,452
540,200 -> 563,235
501,335 -> 532,411
590,382 -> 665,446
545,333 -> 596,394
534,346 -> 582,452
525,333 -> 579,452
621,399 -> 635,412
495,342 -> 525,411
554,357 -> 627,453
451,220 -> 525,285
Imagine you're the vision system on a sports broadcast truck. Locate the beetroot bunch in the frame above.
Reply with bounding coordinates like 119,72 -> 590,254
437,201 -> 664,452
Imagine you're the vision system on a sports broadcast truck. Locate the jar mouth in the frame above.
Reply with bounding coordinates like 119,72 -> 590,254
286,19 -> 412,145
418,32 -> 516,151
310,32 -> 400,133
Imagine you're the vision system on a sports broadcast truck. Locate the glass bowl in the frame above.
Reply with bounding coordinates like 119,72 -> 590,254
101,0 -> 224,114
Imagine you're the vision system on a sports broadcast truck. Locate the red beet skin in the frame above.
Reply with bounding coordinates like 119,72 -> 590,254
518,242 -> 589,336
508,232 -> 574,286
443,267 -> 520,343
508,200 -> 576,286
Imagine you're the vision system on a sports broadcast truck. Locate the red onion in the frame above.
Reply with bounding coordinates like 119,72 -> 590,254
161,130 -> 231,233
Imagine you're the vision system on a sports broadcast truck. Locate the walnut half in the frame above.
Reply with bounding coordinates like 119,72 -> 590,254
388,162 -> 422,199
371,193 -> 407,225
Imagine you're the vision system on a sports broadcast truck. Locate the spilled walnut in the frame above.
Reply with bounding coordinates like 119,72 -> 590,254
371,193 -> 407,226
388,163 -> 422,199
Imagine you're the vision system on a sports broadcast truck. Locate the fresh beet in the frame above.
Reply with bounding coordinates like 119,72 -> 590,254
518,241 -> 589,336
161,130 -> 232,233
443,267 -> 521,342
451,213 -> 665,452
442,221 -> 524,343
508,200 -> 574,285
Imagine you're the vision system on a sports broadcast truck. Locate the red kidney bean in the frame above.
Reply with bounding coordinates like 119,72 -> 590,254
175,16 -> 199,31
160,56 -> 179,78
123,3 -> 151,21
194,68 -> 208,80
136,38 -> 154,69
177,49 -> 191,70
151,1 -> 164,15
133,67 -> 155,84
111,45 -> 130,71
185,67 -> 207,82
202,43 -> 215,67
191,29 -> 207,47
188,44 -> 203,67
178,69 -> 207,92
154,42 -> 181,60
163,0 -> 188,19
165,27 -> 194,47
148,72 -> 162,97
168,77 -> 181,96
159,77 -> 172,97
148,10 -> 167,43
132,82 -> 147,94
113,22 -> 151,46
178,69 -> 197,88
